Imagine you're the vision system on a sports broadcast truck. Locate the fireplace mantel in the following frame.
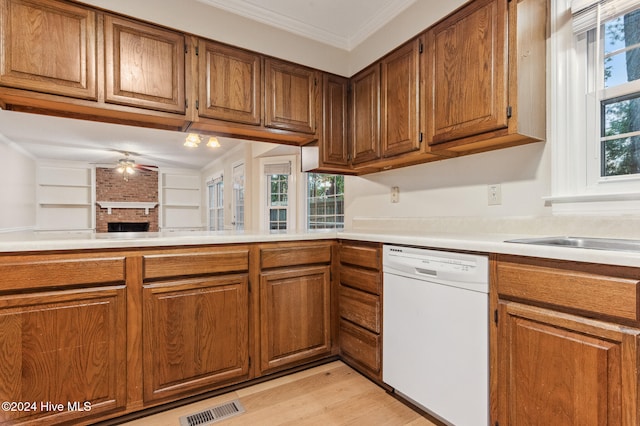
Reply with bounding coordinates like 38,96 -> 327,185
96,202 -> 158,215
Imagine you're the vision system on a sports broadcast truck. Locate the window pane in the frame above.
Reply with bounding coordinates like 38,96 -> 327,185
603,10 -> 640,88
603,96 -> 640,137
602,136 -> 640,176
306,173 -> 344,230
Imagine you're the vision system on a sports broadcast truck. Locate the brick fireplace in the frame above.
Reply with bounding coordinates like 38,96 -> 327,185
95,167 -> 159,233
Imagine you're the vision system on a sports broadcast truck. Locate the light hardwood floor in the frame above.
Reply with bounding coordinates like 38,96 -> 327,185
119,361 -> 437,426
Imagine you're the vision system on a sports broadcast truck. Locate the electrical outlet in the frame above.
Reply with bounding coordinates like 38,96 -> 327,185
391,186 -> 400,203
487,184 -> 502,205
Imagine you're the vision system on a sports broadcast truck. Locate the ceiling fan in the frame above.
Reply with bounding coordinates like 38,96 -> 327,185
113,152 -> 158,181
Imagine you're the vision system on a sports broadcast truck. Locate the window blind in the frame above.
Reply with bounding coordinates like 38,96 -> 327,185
572,0 -> 640,33
264,162 -> 291,175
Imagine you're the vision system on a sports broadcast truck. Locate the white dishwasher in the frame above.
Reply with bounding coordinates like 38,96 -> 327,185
383,245 -> 489,426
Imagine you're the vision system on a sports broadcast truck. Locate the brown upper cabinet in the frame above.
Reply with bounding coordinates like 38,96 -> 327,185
196,39 -> 261,125
104,15 -> 186,114
264,58 -> 319,135
0,0 -> 97,100
425,0 -> 546,154
350,63 -> 381,166
320,74 -> 350,168
381,37 -> 422,158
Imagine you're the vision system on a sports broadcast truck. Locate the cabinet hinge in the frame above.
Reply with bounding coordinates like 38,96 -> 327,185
347,153 -> 352,162
506,105 -> 512,119
249,357 -> 251,368
419,42 -> 424,54
494,309 -> 499,325
185,99 -> 188,109
419,132 -> 423,143
248,279 -> 251,293
184,43 -> 188,54
195,46 -> 199,56
195,99 -> 199,110
314,77 -> 318,86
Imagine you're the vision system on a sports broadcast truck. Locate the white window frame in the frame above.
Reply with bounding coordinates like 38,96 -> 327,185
548,0 -> 640,214
259,156 -> 297,231
232,162 -> 245,231
207,174 -> 224,231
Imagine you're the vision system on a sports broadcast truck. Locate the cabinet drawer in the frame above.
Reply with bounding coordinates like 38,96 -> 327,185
260,243 -> 331,269
143,249 -> 249,280
340,265 -> 381,295
339,319 -> 381,374
340,285 -> 380,333
0,255 -> 125,291
340,243 -> 380,270
497,259 -> 640,322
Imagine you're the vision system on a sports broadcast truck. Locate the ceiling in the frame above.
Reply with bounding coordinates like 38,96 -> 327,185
0,110 -> 247,170
0,0 -> 421,170
196,0 -> 418,50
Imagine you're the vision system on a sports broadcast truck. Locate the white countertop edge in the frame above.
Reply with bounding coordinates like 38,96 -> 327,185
338,231 -> 640,268
0,230 -> 639,268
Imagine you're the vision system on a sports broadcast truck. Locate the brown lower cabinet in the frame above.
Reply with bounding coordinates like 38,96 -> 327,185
337,241 -> 383,382
5,240 -> 640,425
257,241 -> 336,374
494,255 -> 640,425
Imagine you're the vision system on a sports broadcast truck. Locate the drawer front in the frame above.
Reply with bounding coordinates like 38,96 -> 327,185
340,285 -> 380,333
260,243 -> 332,269
339,319 -> 381,374
340,264 -> 381,295
340,243 -> 380,270
497,260 -> 640,322
0,255 -> 125,291
143,249 -> 249,280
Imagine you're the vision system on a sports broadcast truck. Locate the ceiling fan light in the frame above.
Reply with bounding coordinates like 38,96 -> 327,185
184,133 -> 201,147
125,166 -> 135,174
207,136 -> 221,148
117,166 -> 125,173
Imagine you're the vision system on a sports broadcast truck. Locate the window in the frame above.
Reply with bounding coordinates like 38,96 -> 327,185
307,174 -> 344,230
549,0 -> 640,212
232,163 -> 245,231
264,162 -> 292,231
207,176 -> 223,231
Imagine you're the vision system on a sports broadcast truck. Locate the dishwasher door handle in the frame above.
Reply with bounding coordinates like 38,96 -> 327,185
415,267 -> 437,277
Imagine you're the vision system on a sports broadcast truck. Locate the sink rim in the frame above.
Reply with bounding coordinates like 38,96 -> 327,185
504,236 -> 640,252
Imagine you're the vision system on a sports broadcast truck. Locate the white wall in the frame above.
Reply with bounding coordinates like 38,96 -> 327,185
344,142 -> 551,225
0,139 -> 36,231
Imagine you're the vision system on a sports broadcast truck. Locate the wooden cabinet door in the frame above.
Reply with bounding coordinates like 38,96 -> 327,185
260,266 -> 331,373
198,40 -> 261,125
321,73 -> 349,167
427,0 -> 508,145
381,37 -> 422,158
497,301 -> 640,425
143,275 -> 249,402
0,286 -> 126,425
350,64 -> 381,165
264,58 -> 318,134
0,0 -> 97,99
104,15 -> 185,113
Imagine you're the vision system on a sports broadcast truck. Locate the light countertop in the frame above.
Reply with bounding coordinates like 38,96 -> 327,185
0,227 -> 639,268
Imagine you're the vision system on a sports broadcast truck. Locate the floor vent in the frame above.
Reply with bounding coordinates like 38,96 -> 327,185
179,399 -> 246,426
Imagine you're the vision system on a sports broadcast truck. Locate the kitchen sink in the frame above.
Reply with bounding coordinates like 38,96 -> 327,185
505,236 -> 640,252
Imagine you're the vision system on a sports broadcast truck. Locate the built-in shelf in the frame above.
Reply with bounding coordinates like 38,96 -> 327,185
40,203 -> 93,207
96,201 -> 158,215
39,184 -> 92,188
162,204 -> 200,208
163,186 -> 200,191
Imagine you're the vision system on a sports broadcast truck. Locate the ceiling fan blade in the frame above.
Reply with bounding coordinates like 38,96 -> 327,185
136,164 -> 158,169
